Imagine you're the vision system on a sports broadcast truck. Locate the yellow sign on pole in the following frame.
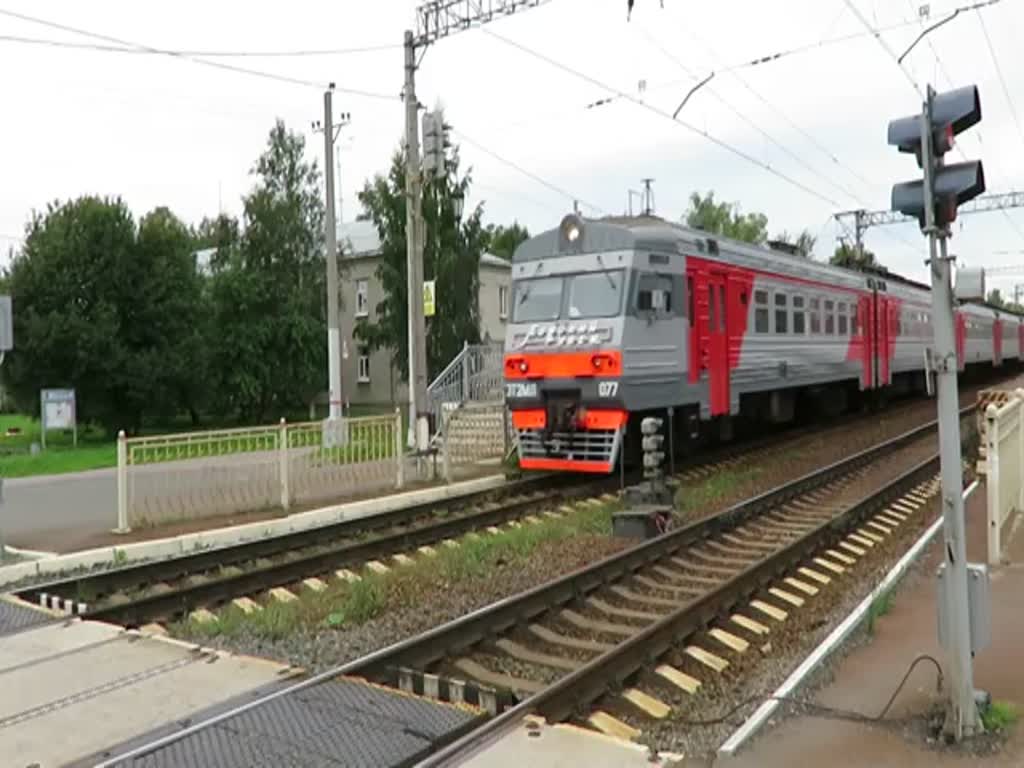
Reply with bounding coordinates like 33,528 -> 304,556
423,280 -> 436,317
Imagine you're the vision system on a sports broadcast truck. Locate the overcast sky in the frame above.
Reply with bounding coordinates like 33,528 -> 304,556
1,0 -> 1023,289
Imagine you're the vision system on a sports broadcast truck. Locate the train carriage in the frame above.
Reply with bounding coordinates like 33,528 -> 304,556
505,213 -> 1012,474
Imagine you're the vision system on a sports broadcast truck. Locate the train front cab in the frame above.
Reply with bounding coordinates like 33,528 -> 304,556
505,349 -> 628,473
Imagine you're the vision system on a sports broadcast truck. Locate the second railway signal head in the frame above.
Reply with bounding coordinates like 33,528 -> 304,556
888,85 -> 985,230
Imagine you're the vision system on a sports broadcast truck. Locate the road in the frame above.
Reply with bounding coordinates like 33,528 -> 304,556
2,467 -> 117,553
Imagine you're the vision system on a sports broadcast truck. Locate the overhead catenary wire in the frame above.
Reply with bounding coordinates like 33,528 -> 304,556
636,27 -> 868,208
452,128 -> 605,215
842,0 -> 924,97
0,34 -> 400,57
0,7 -> 398,99
480,27 -> 844,210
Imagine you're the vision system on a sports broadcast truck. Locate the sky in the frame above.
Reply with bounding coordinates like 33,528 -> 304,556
1,0 -> 1023,290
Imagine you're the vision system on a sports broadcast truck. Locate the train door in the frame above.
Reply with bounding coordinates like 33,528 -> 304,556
876,294 -> 893,388
858,294 -> 874,389
707,271 -> 730,416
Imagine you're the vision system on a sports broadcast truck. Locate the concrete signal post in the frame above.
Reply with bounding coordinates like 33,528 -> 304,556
887,84 -> 988,740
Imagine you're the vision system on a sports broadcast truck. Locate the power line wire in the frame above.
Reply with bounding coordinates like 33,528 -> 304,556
452,129 -> 604,215
637,27 -> 867,207
662,15 -> 880,199
842,0 -> 923,97
0,7 -> 397,99
481,27 -> 844,209
0,34 -> 400,57
976,8 -> 1024,150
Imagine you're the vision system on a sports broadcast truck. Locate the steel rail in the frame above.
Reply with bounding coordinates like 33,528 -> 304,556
91,406 -> 972,767
419,451 -> 943,767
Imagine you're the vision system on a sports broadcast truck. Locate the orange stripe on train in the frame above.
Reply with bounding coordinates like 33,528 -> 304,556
505,351 -> 622,380
511,409 -> 626,431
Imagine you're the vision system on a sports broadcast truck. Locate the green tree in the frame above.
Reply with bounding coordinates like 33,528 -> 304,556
772,229 -> 817,258
208,120 -> 326,422
484,221 -> 529,260
134,207 -> 206,426
988,288 -> 1006,308
357,142 -> 487,380
683,191 -> 768,245
830,243 -> 881,271
2,198 -> 204,433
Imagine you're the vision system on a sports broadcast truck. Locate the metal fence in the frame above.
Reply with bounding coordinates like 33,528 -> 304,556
426,341 -> 505,432
116,411 -> 404,530
984,389 -> 1024,565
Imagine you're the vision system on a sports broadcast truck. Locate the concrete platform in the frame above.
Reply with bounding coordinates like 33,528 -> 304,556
0,612 -> 295,768
461,716 -> 682,767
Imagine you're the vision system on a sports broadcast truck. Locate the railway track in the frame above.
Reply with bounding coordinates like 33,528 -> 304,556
343,410 -> 962,749
11,397 -> 924,629
12,472 -> 611,627
10,382 -> 988,634
99,406 -> 970,768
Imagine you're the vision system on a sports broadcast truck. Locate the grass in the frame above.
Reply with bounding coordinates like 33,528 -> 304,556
0,408 -> 401,479
0,413 -> 115,478
176,497 -> 619,641
676,466 -> 764,519
866,588 -> 894,635
981,700 -> 1019,733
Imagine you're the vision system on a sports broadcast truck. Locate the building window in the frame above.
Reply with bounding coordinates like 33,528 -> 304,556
810,297 -> 821,334
357,348 -> 370,383
499,285 -> 509,320
793,295 -> 806,334
356,279 -> 369,318
775,292 -> 788,334
754,289 -> 769,333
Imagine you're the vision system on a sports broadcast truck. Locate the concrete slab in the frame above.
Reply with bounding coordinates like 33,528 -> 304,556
462,717 -> 682,767
0,620 -> 290,767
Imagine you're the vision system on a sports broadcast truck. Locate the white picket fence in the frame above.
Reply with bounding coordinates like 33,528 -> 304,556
984,389 -> 1024,565
115,411 -> 404,530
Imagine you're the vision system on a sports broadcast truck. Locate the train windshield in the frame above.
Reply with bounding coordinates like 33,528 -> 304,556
568,270 -> 624,319
513,276 -> 563,322
513,270 -> 625,322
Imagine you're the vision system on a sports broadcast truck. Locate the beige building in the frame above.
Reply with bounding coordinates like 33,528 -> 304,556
337,221 -> 511,408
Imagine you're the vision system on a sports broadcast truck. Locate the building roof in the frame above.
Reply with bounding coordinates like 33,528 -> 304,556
338,220 -> 510,270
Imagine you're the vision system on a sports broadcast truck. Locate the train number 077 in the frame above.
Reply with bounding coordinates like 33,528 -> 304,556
598,381 -> 619,397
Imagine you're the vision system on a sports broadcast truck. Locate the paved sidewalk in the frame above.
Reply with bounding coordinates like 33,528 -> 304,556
713,481 -> 1024,768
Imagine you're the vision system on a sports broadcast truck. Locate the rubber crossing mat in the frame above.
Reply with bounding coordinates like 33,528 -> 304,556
0,595 -> 55,635
114,676 -> 486,768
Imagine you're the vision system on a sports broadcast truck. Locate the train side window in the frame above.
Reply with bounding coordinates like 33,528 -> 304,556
853,303 -> 860,335
708,285 -> 717,331
793,295 -> 806,334
810,297 -> 821,334
754,289 -> 769,333
838,302 -> 848,335
636,273 -> 673,316
775,292 -> 788,334
825,300 -> 835,335
687,277 -> 695,328
718,285 -> 726,332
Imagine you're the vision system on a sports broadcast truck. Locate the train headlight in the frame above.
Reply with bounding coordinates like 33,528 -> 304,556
559,213 -> 585,252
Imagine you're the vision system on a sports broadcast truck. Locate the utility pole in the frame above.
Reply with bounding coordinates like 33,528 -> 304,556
321,85 -> 345,424
889,83 -> 986,740
404,31 -> 429,450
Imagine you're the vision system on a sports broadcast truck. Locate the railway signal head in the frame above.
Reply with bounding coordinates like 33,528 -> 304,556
641,417 -> 663,435
888,85 -> 985,230
421,109 -> 448,180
